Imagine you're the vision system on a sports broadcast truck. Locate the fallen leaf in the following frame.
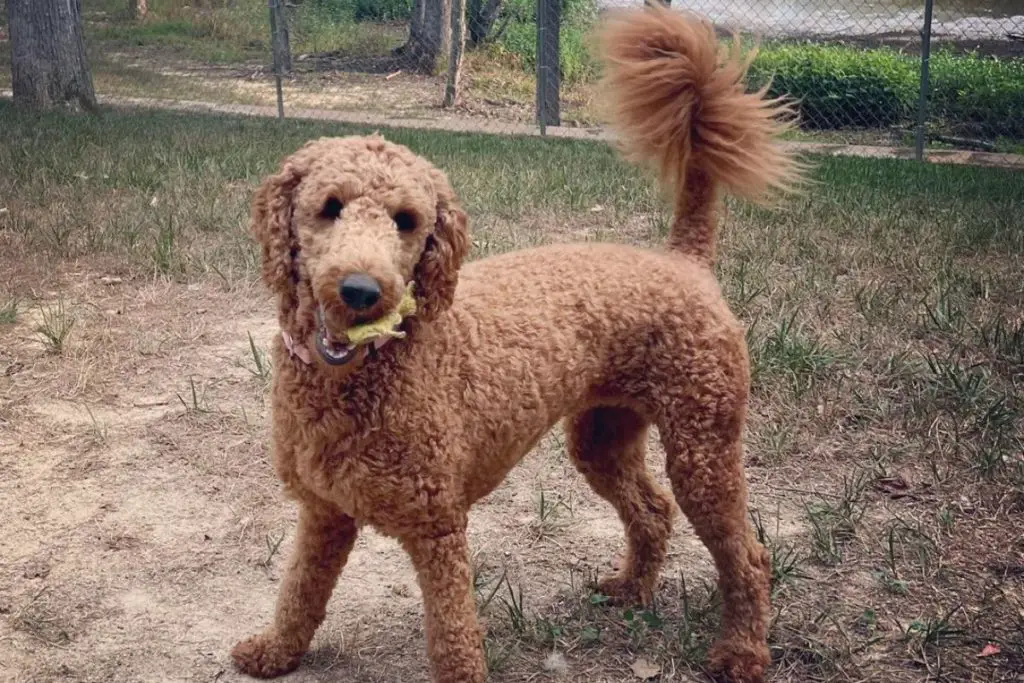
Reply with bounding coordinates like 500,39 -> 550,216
543,651 -> 568,674
978,642 -> 1001,657
631,657 -> 660,680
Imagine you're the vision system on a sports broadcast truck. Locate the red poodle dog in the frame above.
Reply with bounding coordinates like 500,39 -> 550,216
232,4 -> 802,681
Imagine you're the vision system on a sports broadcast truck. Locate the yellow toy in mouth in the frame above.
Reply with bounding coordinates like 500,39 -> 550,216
345,281 -> 417,345
315,283 -> 417,365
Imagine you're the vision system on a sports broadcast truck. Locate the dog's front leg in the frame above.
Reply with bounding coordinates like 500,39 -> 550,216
232,503 -> 357,678
402,528 -> 486,683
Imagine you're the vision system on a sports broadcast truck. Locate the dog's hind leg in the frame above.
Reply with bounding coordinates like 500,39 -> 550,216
566,406 -> 675,606
660,404 -> 771,683
232,504 -> 357,678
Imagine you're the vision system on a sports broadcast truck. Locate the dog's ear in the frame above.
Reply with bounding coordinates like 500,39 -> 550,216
414,169 -> 469,321
251,160 -> 305,301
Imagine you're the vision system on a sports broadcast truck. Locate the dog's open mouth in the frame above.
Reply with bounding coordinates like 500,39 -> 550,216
314,306 -> 406,366
315,307 -> 360,366
313,285 -> 416,366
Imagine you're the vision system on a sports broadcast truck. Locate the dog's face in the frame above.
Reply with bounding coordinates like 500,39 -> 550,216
251,136 -> 469,366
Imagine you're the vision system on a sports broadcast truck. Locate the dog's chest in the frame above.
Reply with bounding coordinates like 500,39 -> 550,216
287,415 -> 459,538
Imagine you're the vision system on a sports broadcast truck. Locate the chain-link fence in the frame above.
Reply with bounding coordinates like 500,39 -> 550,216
6,1 -> 1018,154
282,0 -> 1024,150
666,0 -> 1024,149
274,0 -> 592,136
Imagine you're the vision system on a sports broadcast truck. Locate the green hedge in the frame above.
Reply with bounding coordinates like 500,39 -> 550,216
748,43 -> 1024,138
928,51 -> 1024,139
747,43 -> 917,128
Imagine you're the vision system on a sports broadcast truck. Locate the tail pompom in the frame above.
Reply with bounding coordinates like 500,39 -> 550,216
598,2 -> 803,204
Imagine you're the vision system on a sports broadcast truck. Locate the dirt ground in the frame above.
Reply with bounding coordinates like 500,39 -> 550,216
71,44 -> 558,131
0,267 -> 804,682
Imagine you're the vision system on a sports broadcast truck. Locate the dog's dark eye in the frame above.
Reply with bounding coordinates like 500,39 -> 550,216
394,211 -> 417,233
320,197 -> 343,220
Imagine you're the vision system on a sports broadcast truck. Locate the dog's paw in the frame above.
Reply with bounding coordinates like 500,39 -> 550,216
596,575 -> 652,607
231,632 -> 303,679
706,638 -> 769,683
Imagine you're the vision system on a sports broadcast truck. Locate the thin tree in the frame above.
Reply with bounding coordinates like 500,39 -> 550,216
7,0 -> 97,111
443,0 -> 466,107
128,0 -> 148,21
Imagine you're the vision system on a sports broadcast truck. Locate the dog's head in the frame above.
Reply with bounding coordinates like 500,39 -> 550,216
251,135 -> 469,367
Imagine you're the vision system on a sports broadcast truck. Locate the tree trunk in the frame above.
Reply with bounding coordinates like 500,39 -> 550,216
443,0 -> 466,107
468,0 -> 502,45
128,0 -> 148,20
426,0 -> 452,73
393,0 -> 425,58
402,0 -> 450,74
7,0 -> 97,111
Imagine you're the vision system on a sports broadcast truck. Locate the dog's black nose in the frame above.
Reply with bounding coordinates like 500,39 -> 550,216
339,273 -> 382,311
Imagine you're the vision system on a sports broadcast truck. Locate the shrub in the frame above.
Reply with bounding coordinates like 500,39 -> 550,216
747,43 -> 918,129
495,21 -> 597,84
499,0 -> 597,26
494,0 -> 598,84
309,0 -> 411,22
747,42 -> 1024,138
929,51 -> 1024,138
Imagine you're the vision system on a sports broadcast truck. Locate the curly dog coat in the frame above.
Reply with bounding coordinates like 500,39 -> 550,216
232,5 -> 802,682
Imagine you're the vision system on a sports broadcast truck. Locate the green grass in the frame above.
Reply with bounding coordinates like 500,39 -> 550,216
0,298 -> 18,324
87,0 -> 270,62
84,0 -> 399,62
2,102 -> 1024,680
34,298 -> 77,355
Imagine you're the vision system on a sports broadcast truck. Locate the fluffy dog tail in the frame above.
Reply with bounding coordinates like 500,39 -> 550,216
598,2 -> 803,266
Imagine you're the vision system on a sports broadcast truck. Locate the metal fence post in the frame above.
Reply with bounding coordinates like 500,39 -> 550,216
268,0 -> 289,119
536,0 -> 560,134
914,0 -> 934,162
